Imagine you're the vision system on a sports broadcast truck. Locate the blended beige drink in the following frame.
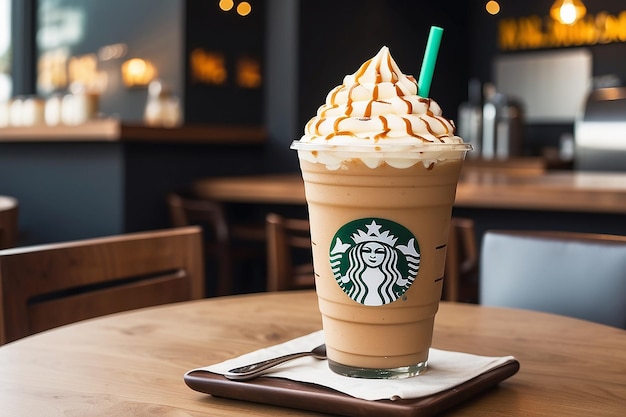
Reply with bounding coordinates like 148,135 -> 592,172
292,46 -> 471,378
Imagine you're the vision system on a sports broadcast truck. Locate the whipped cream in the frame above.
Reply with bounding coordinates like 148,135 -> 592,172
292,46 -> 470,170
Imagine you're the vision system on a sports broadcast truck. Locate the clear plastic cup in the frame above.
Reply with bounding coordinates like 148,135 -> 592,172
292,141 -> 472,378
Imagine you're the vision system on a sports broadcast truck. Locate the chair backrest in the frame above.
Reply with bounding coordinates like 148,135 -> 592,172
265,213 -> 315,292
480,230 -> 626,329
166,192 -> 265,296
265,214 -> 479,296
0,196 -> 19,249
0,226 -> 205,345
443,217 -> 478,302
167,192 -> 231,294
167,192 -> 230,241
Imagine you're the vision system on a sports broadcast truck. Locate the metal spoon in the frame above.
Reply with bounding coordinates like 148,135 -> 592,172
224,344 -> 327,381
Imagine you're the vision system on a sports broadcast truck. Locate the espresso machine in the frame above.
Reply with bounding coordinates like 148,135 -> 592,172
457,81 -> 524,160
575,86 -> 626,171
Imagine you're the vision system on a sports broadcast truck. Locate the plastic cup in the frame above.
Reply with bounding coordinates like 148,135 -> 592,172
291,141 -> 471,378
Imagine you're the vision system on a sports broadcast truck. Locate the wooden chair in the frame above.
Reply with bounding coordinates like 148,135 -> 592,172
0,226 -> 204,345
265,214 -> 478,298
442,217 -> 478,302
0,196 -> 19,249
166,192 -> 265,296
479,230 -> 626,329
265,213 -> 315,292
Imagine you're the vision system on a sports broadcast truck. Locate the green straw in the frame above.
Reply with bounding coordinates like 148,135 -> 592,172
417,26 -> 444,98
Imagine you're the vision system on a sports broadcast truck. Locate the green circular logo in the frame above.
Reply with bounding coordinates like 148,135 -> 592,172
329,218 -> 420,306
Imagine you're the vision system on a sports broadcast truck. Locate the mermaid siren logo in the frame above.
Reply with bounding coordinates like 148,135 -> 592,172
330,218 -> 420,306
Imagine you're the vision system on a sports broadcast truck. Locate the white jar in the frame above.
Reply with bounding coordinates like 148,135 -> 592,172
21,97 -> 46,126
0,101 -> 9,127
61,94 -> 77,125
161,96 -> 182,127
44,95 -> 63,126
68,92 -> 99,125
9,97 -> 23,126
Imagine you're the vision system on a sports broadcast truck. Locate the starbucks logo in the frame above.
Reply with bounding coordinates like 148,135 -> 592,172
330,218 -> 420,306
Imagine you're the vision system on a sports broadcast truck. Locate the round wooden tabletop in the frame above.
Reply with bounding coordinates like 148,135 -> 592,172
0,290 -> 624,416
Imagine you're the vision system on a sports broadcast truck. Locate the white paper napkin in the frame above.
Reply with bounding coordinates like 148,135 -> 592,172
190,330 -> 516,401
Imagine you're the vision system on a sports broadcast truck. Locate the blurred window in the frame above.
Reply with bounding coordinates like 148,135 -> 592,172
0,0 -> 11,101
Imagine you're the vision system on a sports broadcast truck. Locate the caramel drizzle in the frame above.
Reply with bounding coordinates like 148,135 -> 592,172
434,117 -> 451,134
420,116 -> 436,136
329,84 -> 342,104
325,116 -> 350,140
402,118 -> 424,141
313,50 -> 451,142
396,84 -> 413,113
365,101 -> 373,118
354,49 -> 399,84
345,83 -> 361,116
321,105 -> 339,118
374,52 -> 382,84
419,117 -> 446,143
386,52 -> 399,84
313,118 -> 325,136
374,115 -> 391,140
354,58 -> 372,83
321,85 -> 343,117
418,97 -> 434,116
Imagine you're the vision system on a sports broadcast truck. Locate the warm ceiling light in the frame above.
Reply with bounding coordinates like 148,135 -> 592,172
486,1 -> 500,16
237,1 -> 251,16
219,0 -> 234,11
550,0 -> 587,25
121,58 -> 157,88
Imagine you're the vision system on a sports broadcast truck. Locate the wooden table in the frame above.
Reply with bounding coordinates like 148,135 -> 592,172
193,173 -> 306,205
191,169 -> 626,214
0,195 -> 18,249
1,291 -> 624,416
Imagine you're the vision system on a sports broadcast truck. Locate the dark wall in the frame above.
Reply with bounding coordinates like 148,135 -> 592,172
123,141 -> 266,233
297,0 -> 471,134
0,142 -> 124,245
184,0 -> 266,125
10,0 -> 37,95
0,140 -> 265,246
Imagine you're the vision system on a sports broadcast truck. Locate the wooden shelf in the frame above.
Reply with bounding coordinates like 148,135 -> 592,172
0,119 -> 267,145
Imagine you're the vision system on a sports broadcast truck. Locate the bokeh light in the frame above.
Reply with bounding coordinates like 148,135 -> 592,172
219,0 -> 234,12
237,1 -> 252,17
486,1 -> 500,16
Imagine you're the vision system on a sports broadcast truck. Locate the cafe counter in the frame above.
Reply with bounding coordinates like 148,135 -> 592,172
190,163 -> 626,238
0,120 -> 266,245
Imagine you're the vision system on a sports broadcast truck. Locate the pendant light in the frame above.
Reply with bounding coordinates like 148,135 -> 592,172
550,0 -> 587,25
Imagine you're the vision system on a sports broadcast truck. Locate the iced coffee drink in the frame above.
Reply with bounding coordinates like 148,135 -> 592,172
291,46 -> 471,378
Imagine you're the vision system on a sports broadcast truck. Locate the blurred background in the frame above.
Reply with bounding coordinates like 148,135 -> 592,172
1,0 -> 625,247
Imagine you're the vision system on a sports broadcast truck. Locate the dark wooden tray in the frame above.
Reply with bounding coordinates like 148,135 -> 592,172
184,359 -> 519,417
